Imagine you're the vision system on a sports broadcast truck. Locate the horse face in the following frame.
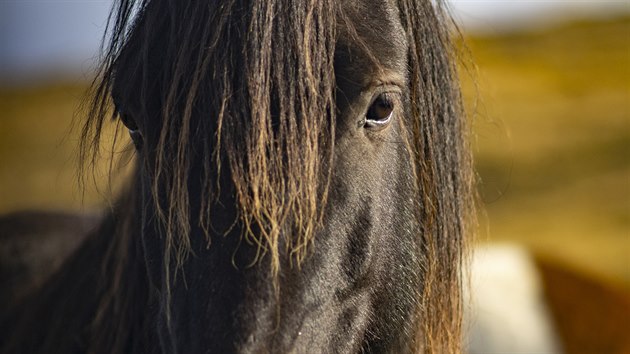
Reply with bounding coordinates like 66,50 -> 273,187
110,1 -> 441,352
235,5 -> 420,352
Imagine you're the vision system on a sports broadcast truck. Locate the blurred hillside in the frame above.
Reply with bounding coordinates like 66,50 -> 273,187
0,16 -> 628,287
462,16 -> 629,288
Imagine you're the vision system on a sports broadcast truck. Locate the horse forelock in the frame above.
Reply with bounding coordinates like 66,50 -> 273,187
83,0 -> 339,275
79,0 -> 473,352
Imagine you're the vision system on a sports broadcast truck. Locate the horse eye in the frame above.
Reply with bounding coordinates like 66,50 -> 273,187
120,113 -> 143,150
365,94 -> 394,129
120,113 -> 138,131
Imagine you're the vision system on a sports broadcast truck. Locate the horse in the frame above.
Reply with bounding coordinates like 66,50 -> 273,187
0,0 -> 474,352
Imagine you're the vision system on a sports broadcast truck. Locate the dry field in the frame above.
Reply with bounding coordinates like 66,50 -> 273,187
462,16 -> 629,288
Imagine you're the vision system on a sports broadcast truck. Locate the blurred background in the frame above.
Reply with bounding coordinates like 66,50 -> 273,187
0,1 -> 628,352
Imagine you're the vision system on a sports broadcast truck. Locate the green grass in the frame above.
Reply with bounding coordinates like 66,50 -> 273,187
0,16 -> 628,287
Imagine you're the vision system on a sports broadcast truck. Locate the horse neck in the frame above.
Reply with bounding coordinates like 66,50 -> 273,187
86,194 -> 154,352
1,190 -> 153,354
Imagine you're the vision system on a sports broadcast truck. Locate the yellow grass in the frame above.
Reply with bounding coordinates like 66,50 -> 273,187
0,83 -> 128,213
462,17 -> 630,288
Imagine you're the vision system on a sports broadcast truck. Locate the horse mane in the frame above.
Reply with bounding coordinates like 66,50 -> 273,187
396,2 -> 474,350
73,0 -> 474,352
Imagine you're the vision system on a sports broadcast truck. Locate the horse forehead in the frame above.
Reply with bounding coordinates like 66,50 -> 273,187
338,0 -> 408,79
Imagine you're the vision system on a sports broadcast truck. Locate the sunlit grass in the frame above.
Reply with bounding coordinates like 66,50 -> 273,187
0,83 -> 131,213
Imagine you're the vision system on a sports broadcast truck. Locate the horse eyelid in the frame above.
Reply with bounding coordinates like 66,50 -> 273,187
364,112 -> 394,130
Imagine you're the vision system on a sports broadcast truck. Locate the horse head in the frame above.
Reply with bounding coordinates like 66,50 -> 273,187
3,1 -> 473,353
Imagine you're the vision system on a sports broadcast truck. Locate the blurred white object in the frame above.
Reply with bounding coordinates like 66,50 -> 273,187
465,244 -> 563,354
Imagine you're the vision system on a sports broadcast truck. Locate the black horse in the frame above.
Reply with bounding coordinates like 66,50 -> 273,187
0,0 -> 473,352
